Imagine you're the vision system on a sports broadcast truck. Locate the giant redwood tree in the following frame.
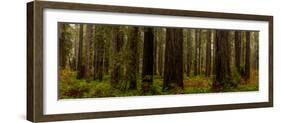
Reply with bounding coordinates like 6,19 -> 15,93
93,25 -> 106,81
186,29 -> 192,77
244,31 -> 251,80
212,30 -> 217,75
153,29 -> 158,75
73,25 -> 79,70
127,27 -> 139,90
102,26 -> 112,75
235,31 -> 242,73
205,30 -> 212,77
111,26 -> 124,88
77,24 -> 85,79
198,30 -> 202,74
163,28 -> 184,91
142,27 -> 154,93
84,24 -> 93,80
194,29 -> 200,75
59,24 -> 67,69
213,30 -> 231,91
157,28 -> 165,77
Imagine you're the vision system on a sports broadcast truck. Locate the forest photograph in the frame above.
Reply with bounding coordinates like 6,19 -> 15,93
58,23 -> 259,99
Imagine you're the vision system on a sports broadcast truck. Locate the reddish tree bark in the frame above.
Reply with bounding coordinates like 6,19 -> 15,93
163,28 -> 184,91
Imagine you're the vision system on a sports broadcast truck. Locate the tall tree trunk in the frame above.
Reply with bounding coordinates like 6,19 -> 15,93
198,30 -> 202,74
255,32 -> 259,70
111,26 -> 124,87
73,25 -> 79,70
103,48 -> 109,74
212,30 -> 217,75
186,29 -> 192,77
103,31 -> 111,75
88,26 -> 95,75
244,31 -> 251,80
194,29 -> 199,76
77,24 -> 85,79
158,29 -> 165,77
127,27 -> 139,90
93,26 -> 98,79
142,27 -> 154,93
235,31 -> 242,73
205,30 -> 212,77
213,30 -> 231,91
59,24 -> 67,69
153,29 -> 158,75
241,32 -> 246,69
93,26 -> 105,81
84,24 -> 93,80
163,28 -> 184,91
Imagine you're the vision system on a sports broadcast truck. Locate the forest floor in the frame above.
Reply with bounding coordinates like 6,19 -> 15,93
59,69 -> 259,99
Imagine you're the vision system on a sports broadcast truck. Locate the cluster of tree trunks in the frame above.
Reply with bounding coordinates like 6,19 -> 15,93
59,23 -> 258,93
212,30 -> 252,91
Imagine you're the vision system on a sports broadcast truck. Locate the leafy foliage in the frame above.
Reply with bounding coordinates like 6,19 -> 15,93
59,67 -> 90,99
59,69 -> 258,99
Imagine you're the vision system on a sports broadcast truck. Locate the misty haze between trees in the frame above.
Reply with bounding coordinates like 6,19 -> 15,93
58,23 -> 259,99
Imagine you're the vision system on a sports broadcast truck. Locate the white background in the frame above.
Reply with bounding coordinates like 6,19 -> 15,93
0,0 -> 280,123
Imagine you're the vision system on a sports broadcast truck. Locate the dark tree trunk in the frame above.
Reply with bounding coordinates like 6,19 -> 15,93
205,30 -> 212,77
186,29 -> 192,77
142,27 -> 154,93
77,24 -> 85,79
88,26 -> 95,75
93,26 -> 105,81
59,24 -> 67,69
84,24 -> 93,80
194,29 -> 199,76
158,29 -> 165,77
198,30 -> 202,75
128,27 -> 139,90
103,50 -> 109,74
244,31 -> 251,80
111,26 -> 124,87
163,28 -> 184,91
73,25 -> 79,70
103,34 -> 110,75
93,28 -> 98,79
213,30 -> 231,91
153,29 -> 158,75
241,32 -> 246,69
235,31 -> 242,73
212,31 -> 217,75
255,32 -> 259,70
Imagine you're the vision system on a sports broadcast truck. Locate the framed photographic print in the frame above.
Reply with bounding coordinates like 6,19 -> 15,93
27,1 -> 273,122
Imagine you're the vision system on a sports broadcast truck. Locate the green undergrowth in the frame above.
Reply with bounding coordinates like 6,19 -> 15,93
59,69 -> 258,99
